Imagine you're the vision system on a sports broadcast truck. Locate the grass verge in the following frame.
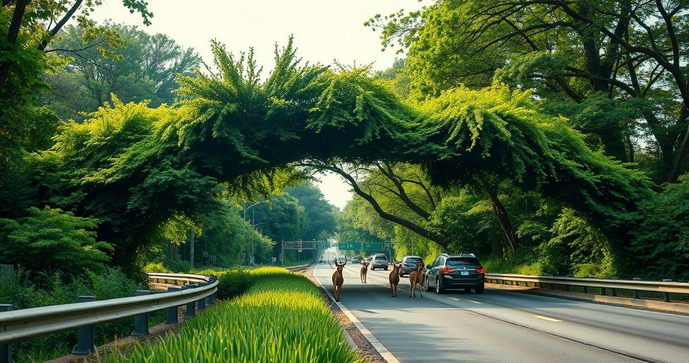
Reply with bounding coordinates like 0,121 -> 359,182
98,267 -> 363,362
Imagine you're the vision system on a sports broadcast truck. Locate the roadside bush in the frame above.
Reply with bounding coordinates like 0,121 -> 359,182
0,206 -> 113,277
100,268 -> 363,362
0,266 -> 144,362
632,176 -> 689,281
142,262 -> 169,273
215,268 -> 254,300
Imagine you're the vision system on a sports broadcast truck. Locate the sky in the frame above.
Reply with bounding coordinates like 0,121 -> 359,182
91,0 -> 423,209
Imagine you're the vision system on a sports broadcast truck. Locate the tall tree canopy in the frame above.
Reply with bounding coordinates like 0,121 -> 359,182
42,23 -> 201,121
367,0 -> 689,181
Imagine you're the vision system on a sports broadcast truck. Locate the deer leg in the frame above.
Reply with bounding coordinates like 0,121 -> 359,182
419,283 -> 423,297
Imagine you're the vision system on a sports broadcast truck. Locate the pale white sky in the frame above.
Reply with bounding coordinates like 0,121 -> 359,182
91,0 -> 422,209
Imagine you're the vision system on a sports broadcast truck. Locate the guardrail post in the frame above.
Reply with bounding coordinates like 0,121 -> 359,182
601,287 -> 607,295
583,285 -> 588,293
0,304 -> 12,363
610,277 -> 618,296
197,283 -> 207,310
185,284 -> 196,318
166,287 -> 181,324
662,279 -> 672,302
72,296 -> 96,355
208,276 -> 216,304
565,275 -> 572,291
132,290 -> 150,336
632,278 -> 641,299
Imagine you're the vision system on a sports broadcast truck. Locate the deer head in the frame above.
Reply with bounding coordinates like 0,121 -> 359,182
334,259 -> 346,273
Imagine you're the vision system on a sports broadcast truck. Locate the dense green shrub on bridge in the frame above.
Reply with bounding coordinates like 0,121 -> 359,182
100,268 -> 363,362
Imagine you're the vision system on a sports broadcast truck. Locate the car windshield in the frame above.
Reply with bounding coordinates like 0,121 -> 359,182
446,258 -> 479,267
375,257 -> 386,261
405,257 -> 422,264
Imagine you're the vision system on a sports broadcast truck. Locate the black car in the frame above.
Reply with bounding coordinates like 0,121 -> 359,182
400,256 -> 424,276
424,253 -> 484,294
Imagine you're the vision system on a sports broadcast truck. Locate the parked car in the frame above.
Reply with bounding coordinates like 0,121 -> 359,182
370,254 -> 388,270
400,256 -> 424,276
351,256 -> 362,264
424,253 -> 484,294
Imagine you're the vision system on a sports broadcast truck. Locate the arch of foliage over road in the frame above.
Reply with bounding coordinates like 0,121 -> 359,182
35,39 -> 651,270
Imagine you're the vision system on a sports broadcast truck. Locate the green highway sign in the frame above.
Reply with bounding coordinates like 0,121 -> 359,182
338,242 -> 360,250
363,242 -> 383,250
336,241 -> 389,251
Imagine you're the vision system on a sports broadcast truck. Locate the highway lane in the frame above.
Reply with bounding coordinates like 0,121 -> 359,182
313,262 -> 689,363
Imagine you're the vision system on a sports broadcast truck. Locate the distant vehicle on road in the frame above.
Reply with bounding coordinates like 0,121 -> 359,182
352,256 -> 362,264
370,254 -> 388,271
400,256 -> 424,276
424,253 -> 484,294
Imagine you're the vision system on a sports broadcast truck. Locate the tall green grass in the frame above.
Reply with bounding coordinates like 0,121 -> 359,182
99,267 -> 363,362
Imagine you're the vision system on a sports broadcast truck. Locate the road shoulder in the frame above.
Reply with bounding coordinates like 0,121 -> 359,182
487,282 -> 689,315
304,265 -> 395,363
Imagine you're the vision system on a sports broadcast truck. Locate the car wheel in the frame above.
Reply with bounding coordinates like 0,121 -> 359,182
426,277 -> 433,292
435,278 -> 444,294
475,283 -> 485,294
384,266 -> 388,271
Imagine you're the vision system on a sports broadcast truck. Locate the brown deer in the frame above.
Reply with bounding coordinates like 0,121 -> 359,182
388,263 -> 404,297
360,260 -> 370,283
332,259 -> 346,302
409,262 -> 425,298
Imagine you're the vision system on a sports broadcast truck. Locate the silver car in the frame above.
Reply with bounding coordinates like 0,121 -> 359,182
370,254 -> 388,270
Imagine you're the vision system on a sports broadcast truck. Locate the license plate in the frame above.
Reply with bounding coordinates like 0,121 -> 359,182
461,271 -> 469,276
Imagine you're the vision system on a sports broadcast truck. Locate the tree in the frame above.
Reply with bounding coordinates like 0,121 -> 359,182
42,23 -> 201,121
368,0 -> 689,180
1,0 -> 151,152
0,206 -> 113,275
285,181 -> 337,240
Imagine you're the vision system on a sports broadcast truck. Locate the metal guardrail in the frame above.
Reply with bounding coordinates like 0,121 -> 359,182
285,263 -> 311,271
0,272 -> 217,362
485,273 -> 689,302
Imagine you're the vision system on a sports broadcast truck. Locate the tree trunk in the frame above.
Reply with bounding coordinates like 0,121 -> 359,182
667,107 -> 689,183
0,0 -> 30,93
479,176 -> 518,253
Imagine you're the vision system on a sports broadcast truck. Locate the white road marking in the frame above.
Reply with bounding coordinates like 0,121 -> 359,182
313,267 -> 400,363
533,314 -> 561,322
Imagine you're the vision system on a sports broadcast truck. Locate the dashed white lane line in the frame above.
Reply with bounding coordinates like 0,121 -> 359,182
313,269 -> 400,363
533,314 -> 561,322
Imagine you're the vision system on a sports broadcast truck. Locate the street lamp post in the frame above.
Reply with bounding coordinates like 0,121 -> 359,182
242,201 -> 264,265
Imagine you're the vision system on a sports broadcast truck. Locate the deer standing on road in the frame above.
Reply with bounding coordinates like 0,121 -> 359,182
332,259 -> 346,302
409,262 -> 425,298
389,263 -> 403,297
360,261 -> 370,283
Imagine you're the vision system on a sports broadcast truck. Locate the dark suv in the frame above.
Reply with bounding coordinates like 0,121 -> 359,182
424,253 -> 484,294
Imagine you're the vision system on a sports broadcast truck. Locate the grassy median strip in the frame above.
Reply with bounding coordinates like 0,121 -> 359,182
99,267 -> 363,362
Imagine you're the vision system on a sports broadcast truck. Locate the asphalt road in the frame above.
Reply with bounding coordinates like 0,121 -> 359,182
313,262 -> 689,363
